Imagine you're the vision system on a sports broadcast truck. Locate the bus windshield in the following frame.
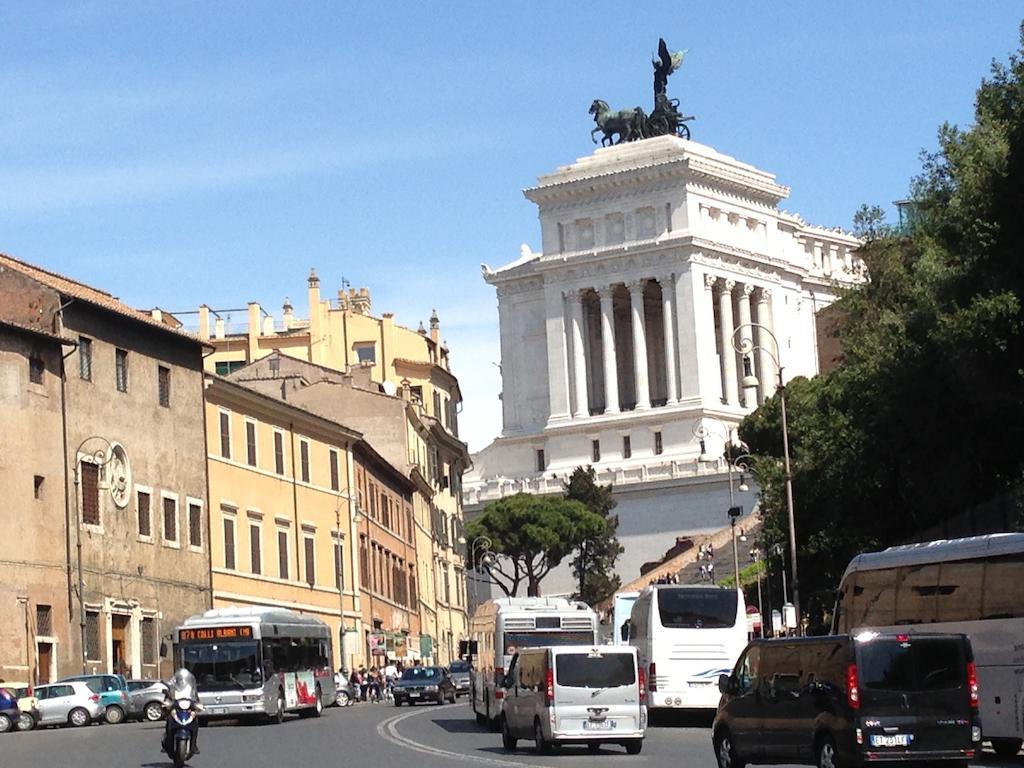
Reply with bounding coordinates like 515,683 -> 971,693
180,641 -> 262,692
657,588 -> 738,629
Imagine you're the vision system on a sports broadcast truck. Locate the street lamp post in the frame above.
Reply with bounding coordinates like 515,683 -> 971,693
731,323 -> 800,633
748,547 -> 765,637
693,421 -> 749,590
334,491 -> 363,672
72,436 -> 117,674
464,535 -> 494,609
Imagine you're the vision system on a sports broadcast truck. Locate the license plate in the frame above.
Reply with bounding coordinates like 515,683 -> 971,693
210,707 -> 226,715
409,692 -> 420,698
870,734 -> 913,747
583,720 -> 615,730
688,681 -> 712,687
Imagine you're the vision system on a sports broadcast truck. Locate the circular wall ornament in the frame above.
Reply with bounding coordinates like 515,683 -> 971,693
107,443 -> 132,509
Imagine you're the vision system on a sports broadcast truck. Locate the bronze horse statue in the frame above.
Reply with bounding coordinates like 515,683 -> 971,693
590,99 -> 645,147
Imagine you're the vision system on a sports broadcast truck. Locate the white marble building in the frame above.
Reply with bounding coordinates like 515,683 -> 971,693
464,135 -> 863,595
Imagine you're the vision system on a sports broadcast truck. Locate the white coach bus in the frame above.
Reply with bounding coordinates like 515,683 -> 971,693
628,584 -> 747,711
833,533 -> 1024,758
468,597 -> 598,727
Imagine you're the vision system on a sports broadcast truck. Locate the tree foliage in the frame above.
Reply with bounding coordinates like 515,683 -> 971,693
465,493 -> 605,597
740,27 -> 1024,609
852,203 -> 891,239
565,466 -> 623,606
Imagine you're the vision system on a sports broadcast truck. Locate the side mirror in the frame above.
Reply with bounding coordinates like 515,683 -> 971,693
718,674 -> 735,695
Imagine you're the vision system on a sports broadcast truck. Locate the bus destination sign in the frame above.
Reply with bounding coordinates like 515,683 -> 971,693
179,625 -> 254,642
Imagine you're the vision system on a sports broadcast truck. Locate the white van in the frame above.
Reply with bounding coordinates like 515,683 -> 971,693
500,645 -> 646,755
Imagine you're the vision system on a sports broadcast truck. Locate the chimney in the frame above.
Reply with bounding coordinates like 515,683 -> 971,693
198,305 -> 211,340
337,290 -> 349,311
351,287 -> 371,315
417,321 -> 426,335
400,378 -> 412,401
262,315 -> 275,335
282,297 -> 294,329
214,316 -> 226,339
430,309 -> 441,350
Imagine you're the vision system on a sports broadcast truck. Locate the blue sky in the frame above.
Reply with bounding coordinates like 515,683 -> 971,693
3,3 -> 1022,451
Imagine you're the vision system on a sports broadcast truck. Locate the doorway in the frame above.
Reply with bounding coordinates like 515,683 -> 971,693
37,643 -> 52,684
111,615 -> 129,675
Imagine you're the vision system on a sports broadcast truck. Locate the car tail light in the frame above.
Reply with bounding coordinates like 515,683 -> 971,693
648,662 -> 657,693
638,665 -> 646,703
90,694 -> 100,703
544,668 -> 554,706
967,662 -> 979,710
846,664 -> 860,709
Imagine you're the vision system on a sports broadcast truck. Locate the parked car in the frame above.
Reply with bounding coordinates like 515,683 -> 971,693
392,666 -> 457,706
448,660 -> 472,698
501,645 -> 646,755
33,681 -> 104,728
126,679 -> 168,722
0,687 -> 20,734
58,674 -> 131,724
712,632 -> 982,768
2,682 -> 40,731
333,673 -> 357,707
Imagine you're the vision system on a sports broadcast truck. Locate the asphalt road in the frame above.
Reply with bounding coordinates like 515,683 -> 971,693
2,701 -> 1020,768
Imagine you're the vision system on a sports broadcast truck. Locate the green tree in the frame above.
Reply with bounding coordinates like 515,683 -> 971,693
852,203 -> 891,239
465,493 -> 605,597
741,27 -> 1024,607
564,466 -> 623,606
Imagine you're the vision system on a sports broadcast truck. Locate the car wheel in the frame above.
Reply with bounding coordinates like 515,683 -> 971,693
336,690 -> 350,707
816,735 -> 838,768
501,716 -> 517,752
992,739 -> 1023,758
144,701 -> 164,722
68,707 -> 90,728
394,699 -> 403,707
475,709 -> 487,726
715,730 -> 745,768
625,739 -> 643,755
16,711 -> 35,731
534,719 -> 552,755
0,713 -> 13,733
104,705 -> 125,725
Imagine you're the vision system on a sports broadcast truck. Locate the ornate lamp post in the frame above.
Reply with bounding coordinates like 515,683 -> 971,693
464,535 -> 494,609
335,491 -> 364,672
693,421 -> 750,590
748,546 -> 765,637
731,323 -> 800,633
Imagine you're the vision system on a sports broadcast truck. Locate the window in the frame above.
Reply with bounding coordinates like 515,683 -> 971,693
245,420 -> 257,467
79,337 -> 92,381
409,566 -> 417,606
274,431 -> 285,475
115,348 -> 128,392
219,411 -> 231,459
29,355 -> 45,385
654,431 -> 663,455
85,611 -> 100,660
304,535 -> 316,586
36,604 -> 52,635
334,540 -> 344,590
355,344 -> 376,365
278,530 -> 289,579
432,391 -> 442,418
222,514 -> 236,569
591,439 -> 601,463
141,617 -> 156,665
658,587 -> 738,628
536,449 -> 545,472
622,435 -> 632,459
249,522 -> 262,575
188,501 -> 202,548
137,490 -> 151,537
329,449 -> 340,491
162,496 -> 177,543
158,365 -> 171,407
300,440 -> 310,483
33,475 -> 44,500
556,652 -> 635,688
81,462 -> 100,525
214,360 -> 245,376
360,536 -> 369,586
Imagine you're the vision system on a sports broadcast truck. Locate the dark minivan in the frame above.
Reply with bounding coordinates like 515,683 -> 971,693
713,633 -> 981,768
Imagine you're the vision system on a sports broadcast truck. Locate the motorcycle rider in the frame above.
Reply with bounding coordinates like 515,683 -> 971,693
163,668 -> 203,757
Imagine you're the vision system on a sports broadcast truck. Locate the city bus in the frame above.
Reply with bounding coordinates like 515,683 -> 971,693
833,533 -> 1024,758
628,584 -> 747,711
468,597 -> 598,727
175,606 -> 336,722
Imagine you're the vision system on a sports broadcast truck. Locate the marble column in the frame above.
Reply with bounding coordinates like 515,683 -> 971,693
738,283 -> 755,407
598,285 -> 620,414
718,279 -> 739,406
661,275 -> 678,405
628,280 -> 651,410
544,285 -> 571,423
567,290 -> 589,418
756,288 -> 777,400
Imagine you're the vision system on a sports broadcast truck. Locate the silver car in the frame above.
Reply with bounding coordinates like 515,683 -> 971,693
126,679 -> 168,721
34,681 -> 104,728
447,660 -> 472,697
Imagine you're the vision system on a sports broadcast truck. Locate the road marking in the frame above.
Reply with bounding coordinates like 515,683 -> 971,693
377,705 -> 539,768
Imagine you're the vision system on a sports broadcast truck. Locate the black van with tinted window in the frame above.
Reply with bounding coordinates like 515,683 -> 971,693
712,633 -> 981,768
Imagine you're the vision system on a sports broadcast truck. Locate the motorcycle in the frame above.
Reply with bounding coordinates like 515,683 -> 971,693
165,696 -> 197,767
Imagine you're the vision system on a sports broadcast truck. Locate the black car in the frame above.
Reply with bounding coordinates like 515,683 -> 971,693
713,632 -> 981,768
392,666 -> 456,706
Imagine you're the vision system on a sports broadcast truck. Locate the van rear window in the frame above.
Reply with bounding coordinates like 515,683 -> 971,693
859,638 -> 965,692
657,588 -> 738,628
555,653 -> 635,688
